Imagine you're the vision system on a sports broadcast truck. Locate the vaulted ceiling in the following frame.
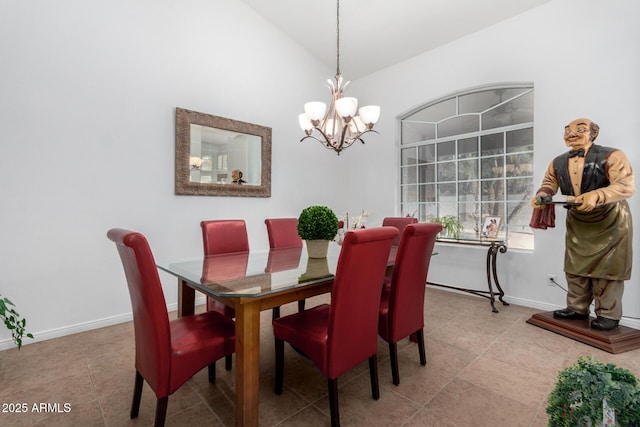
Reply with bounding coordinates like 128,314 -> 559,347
240,0 -> 553,79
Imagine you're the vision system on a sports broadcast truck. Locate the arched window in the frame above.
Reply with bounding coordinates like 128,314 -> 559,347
399,83 -> 534,249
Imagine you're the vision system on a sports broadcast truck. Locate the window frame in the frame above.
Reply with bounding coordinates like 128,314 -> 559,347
398,83 -> 535,249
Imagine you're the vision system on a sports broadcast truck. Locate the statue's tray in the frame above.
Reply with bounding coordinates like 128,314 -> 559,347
539,195 -> 580,206
544,201 -> 580,205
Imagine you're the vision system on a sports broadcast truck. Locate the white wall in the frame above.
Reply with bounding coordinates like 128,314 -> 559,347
0,0 -> 344,348
347,0 -> 640,321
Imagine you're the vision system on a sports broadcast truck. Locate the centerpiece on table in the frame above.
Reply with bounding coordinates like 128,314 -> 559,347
335,210 -> 369,245
297,205 -> 339,258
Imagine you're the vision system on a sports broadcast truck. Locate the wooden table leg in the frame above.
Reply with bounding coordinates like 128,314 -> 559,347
177,279 -> 195,317
235,299 -> 261,427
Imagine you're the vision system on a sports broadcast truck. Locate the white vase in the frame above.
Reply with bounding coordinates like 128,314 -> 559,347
305,239 -> 330,259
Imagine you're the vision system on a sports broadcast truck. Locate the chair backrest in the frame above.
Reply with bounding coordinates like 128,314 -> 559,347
382,217 -> 418,246
326,226 -> 398,378
265,218 -> 303,249
385,222 -> 442,342
201,220 -> 250,256
107,228 -> 171,395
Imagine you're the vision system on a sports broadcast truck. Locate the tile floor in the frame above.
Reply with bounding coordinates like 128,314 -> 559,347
2,287 -> 640,427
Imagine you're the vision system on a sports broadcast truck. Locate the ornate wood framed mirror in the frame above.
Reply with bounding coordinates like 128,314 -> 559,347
175,108 -> 271,197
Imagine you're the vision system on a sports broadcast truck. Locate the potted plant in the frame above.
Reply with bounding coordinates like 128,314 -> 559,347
1,295 -> 33,350
547,356 -> 640,426
297,205 -> 339,258
430,215 -> 463,239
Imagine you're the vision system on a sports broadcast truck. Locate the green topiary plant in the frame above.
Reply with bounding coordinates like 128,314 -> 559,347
297,205 -> 339,241
0,295 -> 33,350
547,356 -> 640,426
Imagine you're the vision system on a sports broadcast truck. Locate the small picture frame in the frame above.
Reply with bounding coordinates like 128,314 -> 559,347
481,216 -> 502,239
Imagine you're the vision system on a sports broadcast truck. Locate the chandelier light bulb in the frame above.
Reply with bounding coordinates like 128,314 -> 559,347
298,113 -> 313,132
189,156 -> 202,170
358,105 -> 381,126
304,102 -> 327,122
335,97 -> 358,119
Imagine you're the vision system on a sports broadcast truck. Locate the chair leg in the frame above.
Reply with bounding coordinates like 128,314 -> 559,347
154,396 -> 168,427
328,377 -> 340,427
130,371 -> 144,419
208,363 -> 216,383
225,354 -> 232,371
272,306 -> 281,320
388,342 -> 400,386
274,338 -> 285,394
416,328 -> 427,366
298,299 -> 305,312
368,355 -> 380,400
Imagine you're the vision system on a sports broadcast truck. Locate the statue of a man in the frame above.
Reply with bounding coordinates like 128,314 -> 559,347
531,118 -> 634,330
231,169 -> 246,184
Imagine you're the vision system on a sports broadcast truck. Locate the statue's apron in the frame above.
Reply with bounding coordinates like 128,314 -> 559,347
553,145 -> 633,280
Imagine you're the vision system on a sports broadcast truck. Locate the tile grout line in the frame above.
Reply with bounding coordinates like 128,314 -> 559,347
83,354 -> 108,426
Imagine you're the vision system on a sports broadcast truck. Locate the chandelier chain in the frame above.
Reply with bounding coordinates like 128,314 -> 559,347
336,0 -> 340,76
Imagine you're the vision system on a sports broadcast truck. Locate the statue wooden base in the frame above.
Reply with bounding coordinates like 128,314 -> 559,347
526,311 -> 640,354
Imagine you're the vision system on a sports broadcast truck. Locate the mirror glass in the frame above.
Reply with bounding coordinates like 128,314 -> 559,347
189,124 -> 262,185
175,108 -> 271,197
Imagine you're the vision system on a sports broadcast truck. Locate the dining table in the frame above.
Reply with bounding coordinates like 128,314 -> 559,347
157,243 -> 397,427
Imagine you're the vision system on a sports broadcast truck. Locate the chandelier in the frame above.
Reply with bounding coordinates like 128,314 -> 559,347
298,0 -> 380,155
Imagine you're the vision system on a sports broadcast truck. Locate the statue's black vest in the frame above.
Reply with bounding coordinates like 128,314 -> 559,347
553,144 -> 617,196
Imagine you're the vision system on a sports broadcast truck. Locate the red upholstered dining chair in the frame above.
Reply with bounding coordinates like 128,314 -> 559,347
272,226 -> 399,427
201,219 -> 250,255
200,219 -> 248,371
382,216 -> 418,246
265,218 -> 304,319
265,218 -> 302,249
200,219 -> 249,317
378,222 -> 441,386
107,229 -> 235,427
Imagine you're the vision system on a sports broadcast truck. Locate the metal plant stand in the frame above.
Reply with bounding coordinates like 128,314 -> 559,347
427,239 -> 509,313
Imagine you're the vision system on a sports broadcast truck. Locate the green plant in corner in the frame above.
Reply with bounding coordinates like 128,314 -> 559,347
297,205 -> 339,241
547,356 -> 640,426
430,215 -> 463,239
0,295 -> 34,350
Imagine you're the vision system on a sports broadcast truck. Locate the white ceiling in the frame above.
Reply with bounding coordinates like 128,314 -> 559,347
240,0 -> 553,79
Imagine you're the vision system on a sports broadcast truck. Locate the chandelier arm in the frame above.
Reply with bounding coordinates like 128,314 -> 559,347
344,129 -> 380,148
317,127 -> 335,147
300,134 -> 328,145
303,127 -> 336,148
355,129 -> 379,142
301,134 -> 346,154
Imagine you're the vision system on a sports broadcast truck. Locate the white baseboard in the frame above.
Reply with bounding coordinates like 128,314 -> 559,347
0,296 -> 207,351
490,294 -> 640,330
3,294 -> 639,351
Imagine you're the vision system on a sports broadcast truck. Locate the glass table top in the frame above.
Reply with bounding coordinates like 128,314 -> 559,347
157,245 -> 343,298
